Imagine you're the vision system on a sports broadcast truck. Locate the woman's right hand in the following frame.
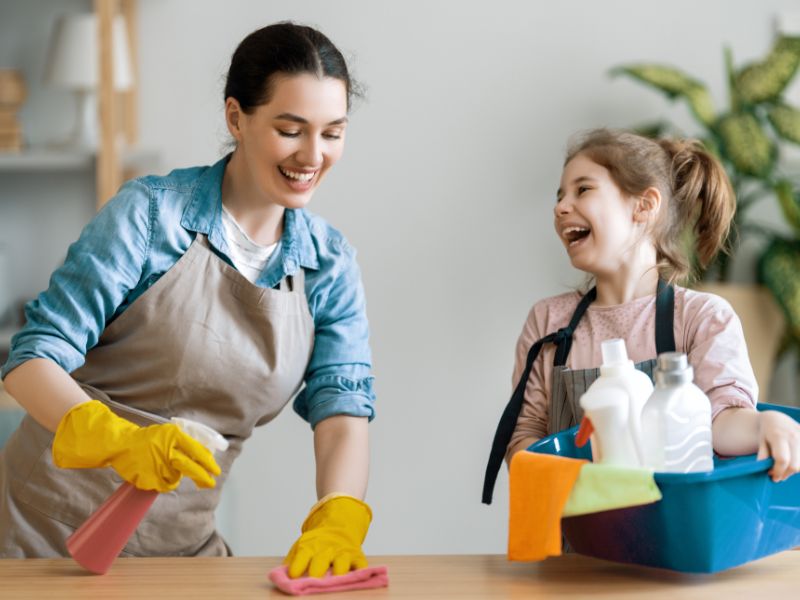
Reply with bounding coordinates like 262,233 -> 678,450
52,400 -> 220,492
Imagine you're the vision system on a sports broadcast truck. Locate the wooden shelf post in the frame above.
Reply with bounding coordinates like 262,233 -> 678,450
95,0 -> 120,210
120,0 -> 138,147
95,0 -> 138,209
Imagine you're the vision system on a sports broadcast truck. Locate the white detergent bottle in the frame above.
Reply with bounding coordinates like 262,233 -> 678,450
641,352 -> 713,473
579,339 -> 653,467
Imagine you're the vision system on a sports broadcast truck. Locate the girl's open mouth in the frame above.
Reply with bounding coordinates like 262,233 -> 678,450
563,226 -> 591,247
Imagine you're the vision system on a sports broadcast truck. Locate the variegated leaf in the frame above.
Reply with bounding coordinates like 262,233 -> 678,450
611,64 -> 715,125
759,238 -> 800,341
632,121 -> 669,138
768,103 -> 800,144
684,86 -> 716,126
775,180 -> 800,234
736,36 -> 800,104
717,112 -> 774,176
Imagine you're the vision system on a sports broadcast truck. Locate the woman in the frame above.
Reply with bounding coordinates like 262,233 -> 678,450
0,22 -> 374,579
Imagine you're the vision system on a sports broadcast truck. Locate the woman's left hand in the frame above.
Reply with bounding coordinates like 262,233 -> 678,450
757,410 -> 800,482
284,494 -> 371,578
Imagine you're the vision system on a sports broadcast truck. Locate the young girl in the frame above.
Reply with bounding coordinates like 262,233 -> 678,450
483,128 -> 800,504
1,23 -> 373,578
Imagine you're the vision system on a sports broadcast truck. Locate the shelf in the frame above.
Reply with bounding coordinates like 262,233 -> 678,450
0,149 -> 93,172
0,147 -> 159,174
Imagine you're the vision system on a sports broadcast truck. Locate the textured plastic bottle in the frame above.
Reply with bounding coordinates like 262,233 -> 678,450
641,352 -> 713,473
579,339 -> 654,467
66,417 -> 228,574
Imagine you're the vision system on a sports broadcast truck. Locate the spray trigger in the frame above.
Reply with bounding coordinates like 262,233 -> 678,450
576,416 -> 594,447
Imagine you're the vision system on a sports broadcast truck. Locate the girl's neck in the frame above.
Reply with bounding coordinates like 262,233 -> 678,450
593,270 -> 660,307
592,245 -> 660,307
221,150 -> 285,246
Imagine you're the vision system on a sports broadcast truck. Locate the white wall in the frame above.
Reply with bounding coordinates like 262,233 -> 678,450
100,0 -> 800,555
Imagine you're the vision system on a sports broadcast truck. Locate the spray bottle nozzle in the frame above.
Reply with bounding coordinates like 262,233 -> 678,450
171,417 -> 228,454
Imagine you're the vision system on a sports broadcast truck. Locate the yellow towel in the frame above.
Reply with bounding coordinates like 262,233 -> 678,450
508,451 -> 586,561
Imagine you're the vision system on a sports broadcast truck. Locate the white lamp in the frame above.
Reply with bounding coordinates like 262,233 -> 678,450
45,13 -> 134,150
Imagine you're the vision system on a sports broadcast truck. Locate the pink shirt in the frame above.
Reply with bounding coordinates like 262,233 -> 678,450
508,286 -> 758,452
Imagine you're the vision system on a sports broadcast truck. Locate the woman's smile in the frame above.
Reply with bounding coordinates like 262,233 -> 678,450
278,165 -> 318,192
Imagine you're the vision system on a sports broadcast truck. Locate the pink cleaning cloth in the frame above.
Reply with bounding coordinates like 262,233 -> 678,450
268,565 -> 389,596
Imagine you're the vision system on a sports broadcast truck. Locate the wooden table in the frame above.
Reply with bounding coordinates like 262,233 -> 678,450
2,552 -> 799,598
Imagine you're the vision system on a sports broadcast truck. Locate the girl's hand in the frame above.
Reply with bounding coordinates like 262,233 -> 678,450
757,410 -> 800,482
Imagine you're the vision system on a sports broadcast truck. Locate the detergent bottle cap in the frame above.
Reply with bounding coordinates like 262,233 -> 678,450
171,417 -> 229,455
654,351 -> 694,386
600,338 -> 633,375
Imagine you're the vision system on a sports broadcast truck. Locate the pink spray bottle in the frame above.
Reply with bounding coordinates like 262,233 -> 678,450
66,417 -> 228,574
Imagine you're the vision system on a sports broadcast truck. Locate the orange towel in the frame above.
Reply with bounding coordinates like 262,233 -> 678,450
508,451 -> 587,561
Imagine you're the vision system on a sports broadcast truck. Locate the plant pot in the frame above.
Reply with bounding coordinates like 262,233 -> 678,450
694,282 -> 785,401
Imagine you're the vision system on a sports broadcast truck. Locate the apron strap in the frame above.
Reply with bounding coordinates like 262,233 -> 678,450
553,287 -> 597,366
481,280 -> 675,505
481,287 -> 597,504
655,278 -> 675,353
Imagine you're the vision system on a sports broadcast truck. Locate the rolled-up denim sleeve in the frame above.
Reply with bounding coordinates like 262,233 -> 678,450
293,247 -> 375,429
1,180 -> 151,379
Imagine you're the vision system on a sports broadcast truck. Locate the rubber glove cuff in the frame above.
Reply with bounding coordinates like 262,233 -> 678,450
302,493 -> 373,534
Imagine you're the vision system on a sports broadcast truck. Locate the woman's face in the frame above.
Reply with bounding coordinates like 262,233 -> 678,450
554,153 -> 644,276
228,73 -> 348,209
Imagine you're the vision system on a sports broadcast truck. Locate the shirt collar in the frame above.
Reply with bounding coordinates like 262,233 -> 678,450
181,155 -> 321,280
180,154 -> 228,244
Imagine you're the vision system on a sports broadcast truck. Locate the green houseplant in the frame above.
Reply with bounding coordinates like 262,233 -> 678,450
612,36 -> 800,343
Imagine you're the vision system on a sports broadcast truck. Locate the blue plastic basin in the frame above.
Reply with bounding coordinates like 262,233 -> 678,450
528,402 -> 800,573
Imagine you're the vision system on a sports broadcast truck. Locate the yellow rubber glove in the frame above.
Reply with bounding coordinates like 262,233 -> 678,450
52,400 -> 221,492
284,494 -> 372,578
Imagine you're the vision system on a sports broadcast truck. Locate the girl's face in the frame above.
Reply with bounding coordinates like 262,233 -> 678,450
227,73 -> 348,209
554,154 -> 647,276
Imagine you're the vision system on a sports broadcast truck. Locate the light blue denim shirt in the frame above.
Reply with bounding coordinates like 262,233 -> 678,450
1,156 -> 375,428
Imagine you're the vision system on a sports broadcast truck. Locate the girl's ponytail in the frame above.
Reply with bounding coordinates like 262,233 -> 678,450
657,139 -> 736,274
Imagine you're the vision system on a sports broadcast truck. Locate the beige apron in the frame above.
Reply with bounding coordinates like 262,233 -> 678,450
0,234 -> 314,558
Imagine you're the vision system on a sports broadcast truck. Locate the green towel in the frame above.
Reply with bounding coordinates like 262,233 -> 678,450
562,464 -> 662,517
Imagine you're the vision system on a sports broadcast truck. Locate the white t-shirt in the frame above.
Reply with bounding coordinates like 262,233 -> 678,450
220,205 -> 277,283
